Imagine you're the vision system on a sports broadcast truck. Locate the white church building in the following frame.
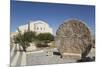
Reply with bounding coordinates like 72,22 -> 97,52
17,20 -> 53,34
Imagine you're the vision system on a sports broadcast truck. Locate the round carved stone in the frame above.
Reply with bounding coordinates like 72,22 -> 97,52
56,19 -> 92,59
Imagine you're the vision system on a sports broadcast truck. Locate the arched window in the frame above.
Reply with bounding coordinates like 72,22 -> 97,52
37,27 -> 39,30
41,27 -> 42,30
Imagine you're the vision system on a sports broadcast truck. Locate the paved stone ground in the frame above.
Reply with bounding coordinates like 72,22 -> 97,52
10,45 -> 26,67
87,48 -> 95,58
26,48 -> 95,66
10,45 -> 95,67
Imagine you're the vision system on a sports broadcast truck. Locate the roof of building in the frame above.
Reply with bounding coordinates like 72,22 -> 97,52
30,20 -> 48,25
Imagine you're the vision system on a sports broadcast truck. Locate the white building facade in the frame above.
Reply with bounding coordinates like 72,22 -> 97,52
17,20 -> 53,34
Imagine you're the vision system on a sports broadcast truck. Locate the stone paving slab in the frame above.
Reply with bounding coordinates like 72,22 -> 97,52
26,48 -> 95,66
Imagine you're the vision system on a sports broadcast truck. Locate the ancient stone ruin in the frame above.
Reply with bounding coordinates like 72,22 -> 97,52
55,19 -> 92,60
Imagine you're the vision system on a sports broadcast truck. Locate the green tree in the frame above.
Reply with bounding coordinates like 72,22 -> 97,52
14,31 -> 36,52
36,33 -> 54,47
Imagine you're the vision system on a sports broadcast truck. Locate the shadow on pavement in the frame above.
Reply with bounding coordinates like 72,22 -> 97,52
77,57 -> 95,62
53,52 -> 61,56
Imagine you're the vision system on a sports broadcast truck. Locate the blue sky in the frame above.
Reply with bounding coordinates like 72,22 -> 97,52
11,1 -> 95,35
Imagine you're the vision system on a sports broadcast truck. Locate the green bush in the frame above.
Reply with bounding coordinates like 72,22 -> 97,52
36,33 -> 54,47
14,32 -> 54,50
